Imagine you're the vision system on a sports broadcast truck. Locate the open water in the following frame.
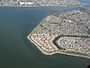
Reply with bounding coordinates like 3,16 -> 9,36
0,6 -> 90,68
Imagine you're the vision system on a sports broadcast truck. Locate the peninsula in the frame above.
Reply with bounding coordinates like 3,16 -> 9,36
28,10 -> 90,59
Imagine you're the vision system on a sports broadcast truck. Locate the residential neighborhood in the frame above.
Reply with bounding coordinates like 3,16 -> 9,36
0,0 -> 80,7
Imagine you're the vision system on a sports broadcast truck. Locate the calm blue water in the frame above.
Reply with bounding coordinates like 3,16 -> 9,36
0,7 -> 90,68
80,0 -> 90,6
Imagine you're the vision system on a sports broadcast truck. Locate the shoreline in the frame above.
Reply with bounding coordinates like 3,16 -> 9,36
27,15 -> 90,59
0,5 -> 81,8
27,33 -> 90,59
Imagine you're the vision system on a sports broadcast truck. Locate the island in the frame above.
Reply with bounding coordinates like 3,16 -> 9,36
27,9 -> 90,59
